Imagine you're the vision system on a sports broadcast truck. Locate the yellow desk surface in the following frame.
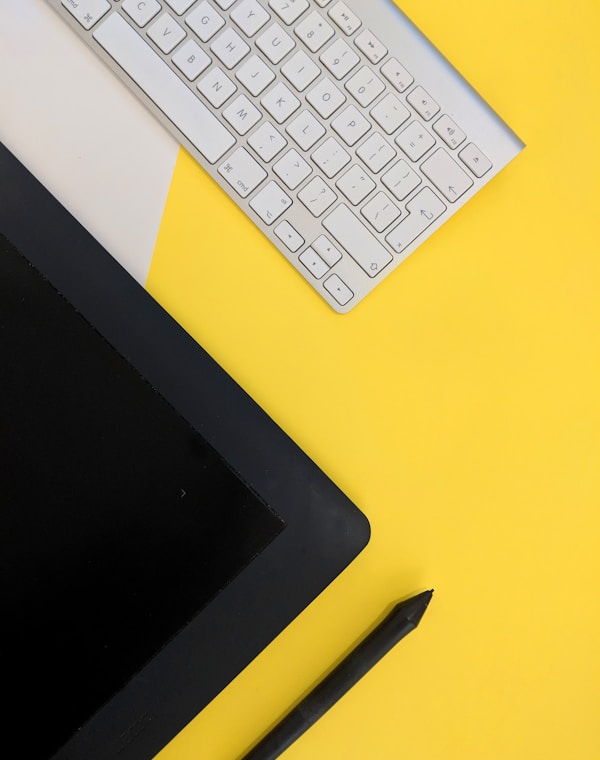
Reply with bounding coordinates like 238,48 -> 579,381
146,1 -> 600,758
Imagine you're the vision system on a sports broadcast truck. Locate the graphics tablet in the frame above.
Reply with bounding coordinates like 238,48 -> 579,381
0,142 -> 370,760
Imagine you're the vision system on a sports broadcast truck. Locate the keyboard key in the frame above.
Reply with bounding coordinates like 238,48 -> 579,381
312,235 -> 343,266
323,204 -> 392,276
407,86 -> 440,121
231,0 -> 271,37
331,105 -> 371,147
281,50 -> 321,92
122,0 -> 160,27
381,159 -> 421,200
164,0 -> 196,14
370,93 -> 410,134
274,220 -> 304,251
94,14 -> 235,163
236,55 -> 276,96
269,0 -> 310,25
361,191 -> 400,232
295,11 -> 335,52
420,148 -> 473,202
354,30 -> 387,64
211,28 -> 251,69
172,40 -> 211,80
286,110 -> 326,151
459,143 -> 493,177
247,122 -> 287,161
186,2 -> 225,42
213,0 -> 236,8
385,187 -> 446,253
433,115 -> 466,150
335,164 -> 376,205
324,274 -> 354,306
345,66 -> 385,107
250,181 -> 293,224
61,0 -> 110,29
396,121 -> 436,162
197,66 -> 237,107
299,247 -> 329,278
222,94 -> 262,135
256,23 -> 296,64
380,57 -> 413,93
261,82 -> 301,123
307,77 -> 346,118
311,136 -> 351,178
298,177 -> 337,217
273,149 -> 312,189
320,38 -> 360,80
147,14 -> 186,55
328,2 -> 361,35
218,147 -> 267,197
356,132 -> 396,173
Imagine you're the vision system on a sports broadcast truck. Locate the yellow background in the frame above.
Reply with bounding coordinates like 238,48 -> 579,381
147,1 -> 600,758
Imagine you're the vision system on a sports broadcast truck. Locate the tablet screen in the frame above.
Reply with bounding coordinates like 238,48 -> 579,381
0,236 -> 285,759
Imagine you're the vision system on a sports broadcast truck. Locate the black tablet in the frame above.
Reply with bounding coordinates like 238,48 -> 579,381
0,143 -> 370,760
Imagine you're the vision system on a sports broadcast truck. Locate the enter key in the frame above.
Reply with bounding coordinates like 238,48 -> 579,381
385,187 -> 446,254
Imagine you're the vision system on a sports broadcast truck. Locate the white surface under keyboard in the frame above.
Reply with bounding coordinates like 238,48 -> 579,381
46,0 -> 524,312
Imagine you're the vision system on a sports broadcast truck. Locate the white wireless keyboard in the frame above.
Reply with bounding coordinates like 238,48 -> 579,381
48,0 -> 524,312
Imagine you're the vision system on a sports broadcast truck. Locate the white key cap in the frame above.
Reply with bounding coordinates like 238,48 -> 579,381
298,177 -> 337,217
324,274 -> 353,306
218,147 -> 267,197
336,164 -> 376,205
281,50 -> 321,92
361,191 -> 400,232
256,23 -> 296,64
147,14 -> 186,55
381,159 -> 421,200
320,38 -> 360,80
459,143 -> 492,177
299,247 -> 329,278
407,86 -> 440,121
236,55 -> 276,96
274,220 -> 304,251
328,2 -> 361,35
122,0 -> 160,27
273,149 -> 312,189
306,77 -> 346,118
311,136 -> 351,178
433,115 -> 466,150
61,0 -> 110,29
314,0 -> 333,7
354,30 -> 387,64
250,181 -> 293,224
197,67 -> 237,107
231,0 -> 271,37
222,94 -> 262,135
381,57 -> 413,92
396,121 -> 436,161
420,148 -> 473,202
186,2 -> 225,42
331,105 -> 371,147
370,93 -> 410,134
356,132 -> 396,173
213,0 -> 236,8
269,0 -> 309,25
94,14 -> 235,163
164,0 -> 196,14
172,40 -> 211,80
261,82 -> 301,123
345,66 -> 385,108
323,204 -> 392,276
385,187 -> 446,253
211,28 -> 251,69
312,235 -> 342,266
286,110 -> 326,150
247,122 -> 287,161
295,11 -> 335,52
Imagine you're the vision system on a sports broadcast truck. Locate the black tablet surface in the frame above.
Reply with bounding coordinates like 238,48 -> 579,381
0,143 -> 370,760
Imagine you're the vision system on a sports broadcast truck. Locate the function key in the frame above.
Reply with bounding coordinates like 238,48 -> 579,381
328,2 -> 362,36
433,115 -> 466,149
355,30 -> 387,64
380,57 -> 413,93
458,143 -> 493,177
407,86 -> 440,121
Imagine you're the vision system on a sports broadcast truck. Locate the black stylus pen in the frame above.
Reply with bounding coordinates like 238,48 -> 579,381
240,589 -> 433,760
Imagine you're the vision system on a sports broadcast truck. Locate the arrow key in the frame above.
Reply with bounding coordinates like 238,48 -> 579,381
274,220 -> 305,252
420,148 -> 473,202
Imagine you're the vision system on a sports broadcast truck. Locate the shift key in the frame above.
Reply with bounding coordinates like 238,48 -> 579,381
322,204 -> 392,277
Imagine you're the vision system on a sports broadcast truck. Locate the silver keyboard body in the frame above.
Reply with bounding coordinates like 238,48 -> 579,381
46,0 -> 524,312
